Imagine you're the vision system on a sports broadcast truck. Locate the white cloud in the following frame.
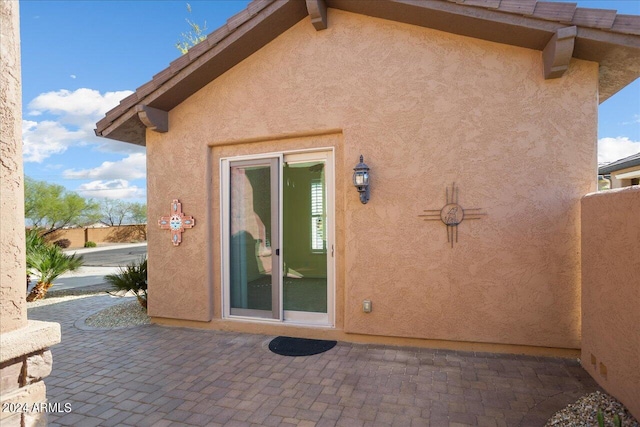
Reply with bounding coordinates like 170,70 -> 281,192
22,88 -> 135,163
621,114 -> 640,126
27,88 -> 132,125
22,120 -> 86,163
63,153 -> 146,180
75,179 -> 145,200
70,75 -> 76,79
598,137 -> 640,164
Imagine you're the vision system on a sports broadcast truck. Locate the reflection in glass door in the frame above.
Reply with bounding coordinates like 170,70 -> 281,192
223,151 -> 333,325
228,158 -> 279,319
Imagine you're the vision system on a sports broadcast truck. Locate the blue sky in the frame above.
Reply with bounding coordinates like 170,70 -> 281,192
20,1 -> 640,203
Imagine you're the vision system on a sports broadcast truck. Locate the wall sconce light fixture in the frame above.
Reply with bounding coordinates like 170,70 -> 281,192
353,155 -> 370,204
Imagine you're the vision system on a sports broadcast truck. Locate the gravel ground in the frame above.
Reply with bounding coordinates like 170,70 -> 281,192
85,299 -> 150,328
546,391 -> 638,426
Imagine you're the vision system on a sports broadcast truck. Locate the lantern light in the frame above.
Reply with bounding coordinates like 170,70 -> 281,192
353,155 -> 370,204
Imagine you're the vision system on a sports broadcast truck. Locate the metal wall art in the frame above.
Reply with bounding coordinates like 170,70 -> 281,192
419,183 -> 485,248
158,199 -> 195,246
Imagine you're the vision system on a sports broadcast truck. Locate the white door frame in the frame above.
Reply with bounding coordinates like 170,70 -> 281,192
220,148 -> 335,327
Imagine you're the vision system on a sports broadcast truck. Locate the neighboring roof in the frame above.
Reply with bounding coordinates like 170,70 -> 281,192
96,0 -> 640,146
598,152 -> 640,174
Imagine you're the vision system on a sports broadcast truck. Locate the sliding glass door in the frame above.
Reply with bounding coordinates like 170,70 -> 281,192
222,151 -> 333,325
228,158 -> 279,319
282,153 -> 329,323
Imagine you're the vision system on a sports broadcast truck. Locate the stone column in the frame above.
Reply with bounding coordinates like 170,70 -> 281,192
1,1 -> 61,426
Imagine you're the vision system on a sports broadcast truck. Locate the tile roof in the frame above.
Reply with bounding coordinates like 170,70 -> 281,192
599,152 -> 640,174
95,0 -> 640,146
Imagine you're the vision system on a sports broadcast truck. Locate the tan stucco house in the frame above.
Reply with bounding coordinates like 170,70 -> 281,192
599,152 -> 640,189
96,0 -> 640,355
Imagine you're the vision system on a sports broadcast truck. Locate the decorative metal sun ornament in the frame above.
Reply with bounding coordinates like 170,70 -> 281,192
158,199 -> 195,246
419,183 -> 485,248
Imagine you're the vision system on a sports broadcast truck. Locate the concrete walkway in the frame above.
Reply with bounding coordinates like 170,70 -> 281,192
28,296 -> 600,427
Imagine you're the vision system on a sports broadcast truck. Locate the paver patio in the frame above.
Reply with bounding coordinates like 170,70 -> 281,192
28,295 -> 600,427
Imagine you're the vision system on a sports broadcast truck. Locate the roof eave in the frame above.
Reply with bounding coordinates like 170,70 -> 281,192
599,158 -> 640,174
96,0 -> 308,146
95,0 -> 640,146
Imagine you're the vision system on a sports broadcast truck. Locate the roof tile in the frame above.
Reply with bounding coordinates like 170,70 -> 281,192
572,7 -> 616,29
136,81 -> 157,100
227,8 -> 252,32
599,152 -> 640,174
152,67 -> 175,87
206,25 -> 230,47
95,116 -> 113,133
187,36 -> 211,61
533,1 -> 577,23
497,0 -> 537,16
119,93 -> 138,110
95,0 -> 640,145
247,0 -> 273,16
611,14 -> 640,36
169,53 -> 191,74
459,0 -> 501,8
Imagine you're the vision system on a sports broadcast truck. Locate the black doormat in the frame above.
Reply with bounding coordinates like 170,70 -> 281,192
268,336 -> 337,357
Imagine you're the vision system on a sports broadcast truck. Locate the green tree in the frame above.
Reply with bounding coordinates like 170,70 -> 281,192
24,177 -> 100,235
100,199 -> 128,226
128,202 -> 147,240
175,3 -> 207,54
128,202 -> 147,224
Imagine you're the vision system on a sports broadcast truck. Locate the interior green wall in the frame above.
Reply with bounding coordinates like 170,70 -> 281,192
283,165 -> 327,279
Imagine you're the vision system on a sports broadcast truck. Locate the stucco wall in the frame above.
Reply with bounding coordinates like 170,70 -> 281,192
608,165 -> 640,189
1,4 -> 61,425
146,9 -> 598,349
1,0 -> 27,333
44,228 -> 86,249
42,225 -> 147,248
581,187 -> 640,419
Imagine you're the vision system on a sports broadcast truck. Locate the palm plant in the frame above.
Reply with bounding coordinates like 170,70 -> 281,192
105,257 -> 148,309
26,244 -> 83,301
25,229 -> 47,289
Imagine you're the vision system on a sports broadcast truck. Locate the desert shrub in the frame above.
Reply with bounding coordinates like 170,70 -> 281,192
105,257 -> 148,309
52,238 -> 71,249
84,241 -> 97,248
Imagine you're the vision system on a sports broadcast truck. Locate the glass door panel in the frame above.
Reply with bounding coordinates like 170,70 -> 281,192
229,159 -> 279,319
223,151 -> 332,325
283,159 -> 327,315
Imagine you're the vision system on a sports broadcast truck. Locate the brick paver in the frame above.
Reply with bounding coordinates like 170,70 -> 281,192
28,295 -> 600,426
